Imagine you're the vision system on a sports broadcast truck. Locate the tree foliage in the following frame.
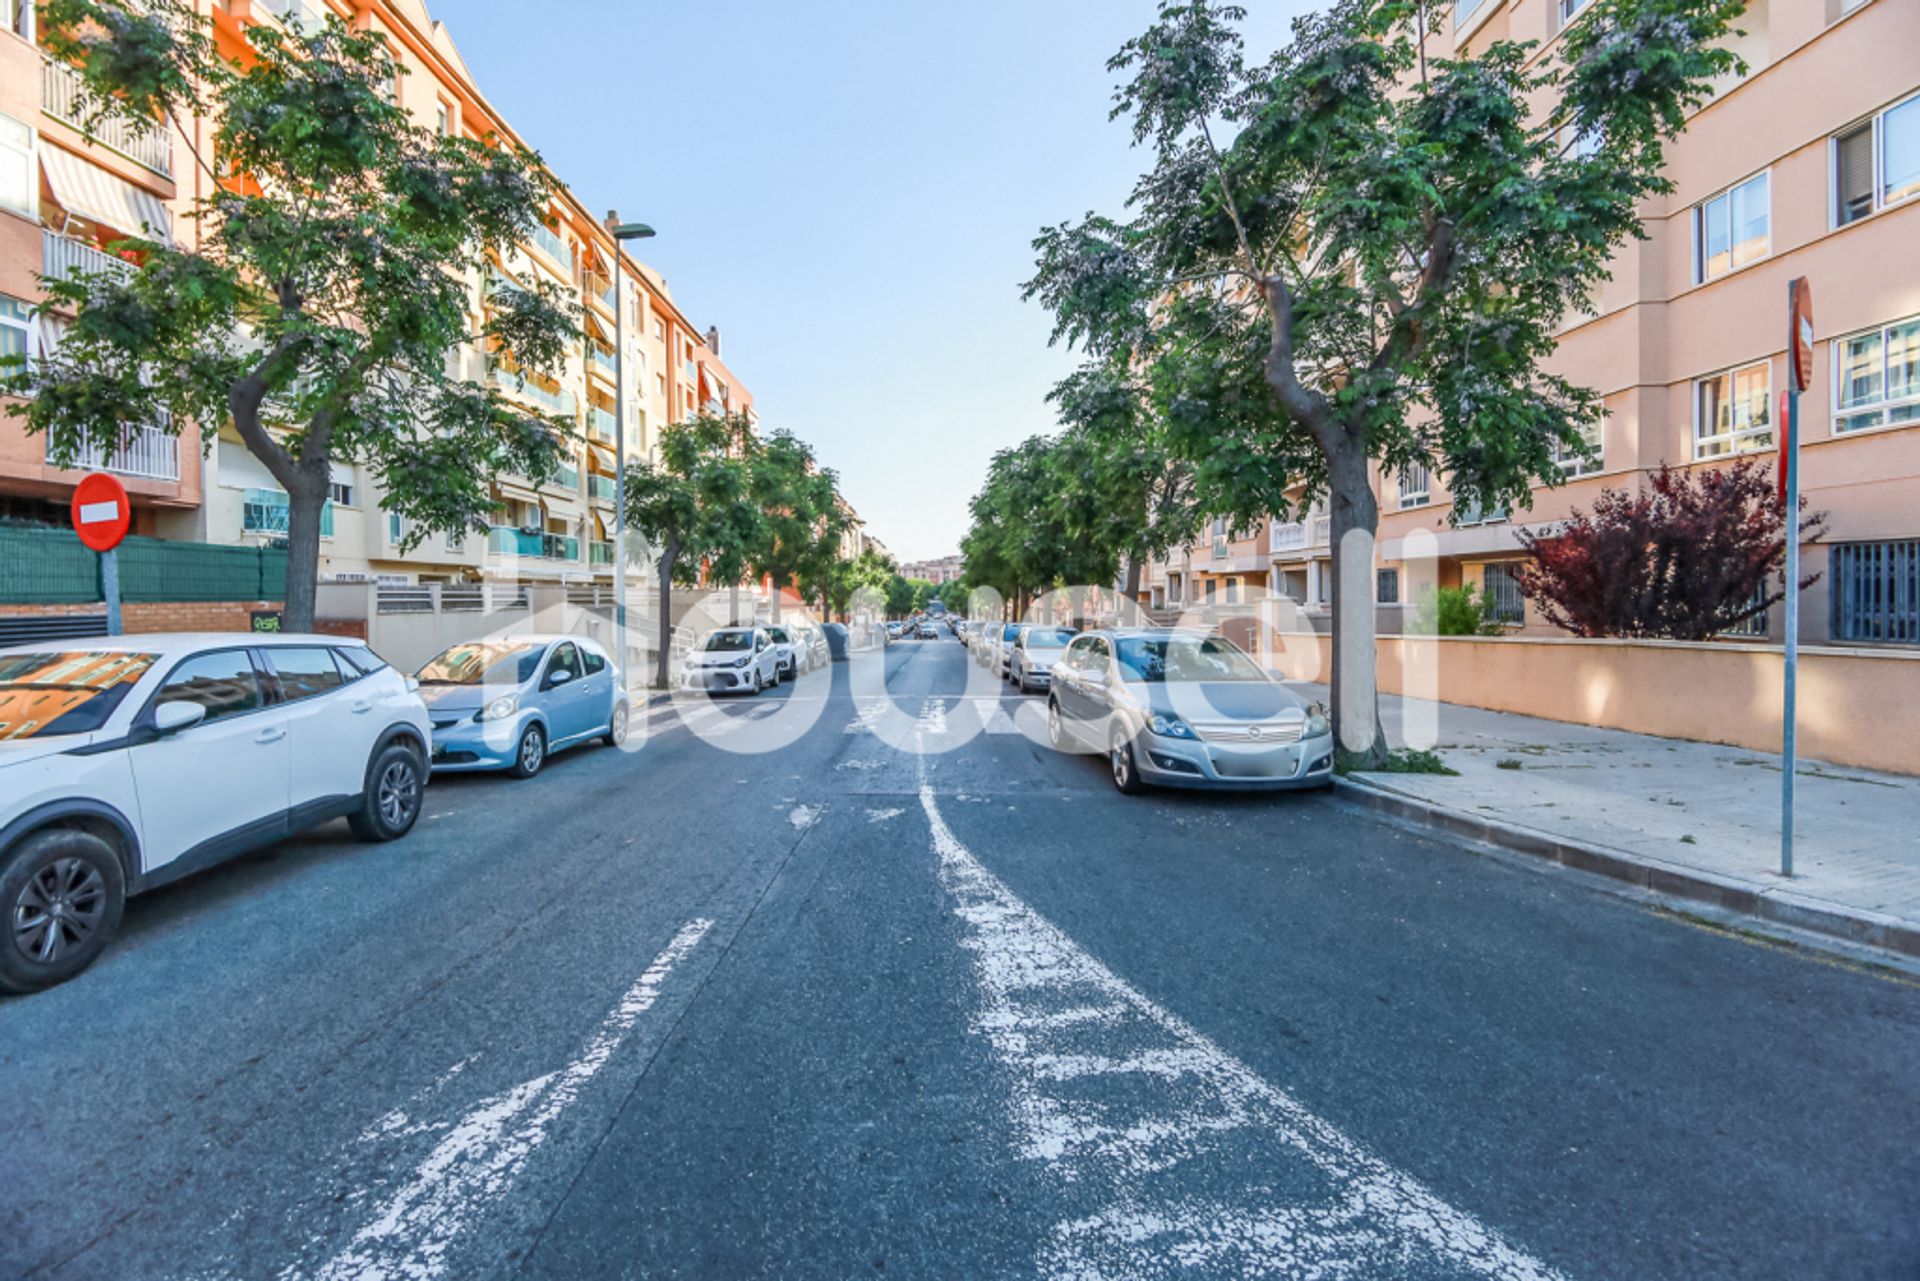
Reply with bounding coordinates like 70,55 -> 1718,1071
1514,461 -> 1825,640
7,0 -> 579,629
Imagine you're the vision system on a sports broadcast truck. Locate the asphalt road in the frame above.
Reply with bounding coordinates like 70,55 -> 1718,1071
2,636 -> 1916,1280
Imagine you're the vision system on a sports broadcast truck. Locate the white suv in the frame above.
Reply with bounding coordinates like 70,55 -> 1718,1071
0,634 -> 431,994
680,627 -> 783,694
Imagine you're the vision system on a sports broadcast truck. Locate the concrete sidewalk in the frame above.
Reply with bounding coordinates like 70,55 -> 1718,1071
1284,682 -> 1920,960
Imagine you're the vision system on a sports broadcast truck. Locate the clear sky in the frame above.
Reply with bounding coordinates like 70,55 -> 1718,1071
429,0 -> 1317,564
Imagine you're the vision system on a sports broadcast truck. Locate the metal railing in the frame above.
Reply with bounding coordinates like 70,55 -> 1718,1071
1831,539 -> 1920,644
490,368 -> 575,417
41,230 -> 132,286
47,417 -> 180,481
549,463 -> 580,492
589,541 -> 614,565
587,474 -> 617,502
42,57 -> 173,177
586,406 -> 617,443
485,526 -> 580,560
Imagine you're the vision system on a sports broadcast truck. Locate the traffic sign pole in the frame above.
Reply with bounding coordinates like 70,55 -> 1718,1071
101,547 -> 123,636
1781,278 -> 1814,879
70,472 -> 133,638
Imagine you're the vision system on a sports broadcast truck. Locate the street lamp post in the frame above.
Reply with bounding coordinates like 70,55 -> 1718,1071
605,212 -> 655,688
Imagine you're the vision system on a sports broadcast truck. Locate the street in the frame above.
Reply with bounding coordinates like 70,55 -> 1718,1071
2,635 -> 1916,1281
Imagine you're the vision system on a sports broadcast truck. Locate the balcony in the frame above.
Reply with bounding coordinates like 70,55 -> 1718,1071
529,223 -> 575,276
485,527 -> 580,560
41,230 -> 132,287
548,463 -> 580,492
242,489 -> 334,538
588,473 -> 617,503
588,344 -> 617,376
490,368 -> 576,418
586,406 -> 617,443
42,57 -> 173,177
589,540 -> 614,566
47,418 -> 180,482
258,0 -> 328,34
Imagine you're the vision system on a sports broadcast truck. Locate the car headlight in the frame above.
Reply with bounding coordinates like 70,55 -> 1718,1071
1306,702 -> 1330,738
1149,713 -> 1195,739
476,694 -> 518,723
732,655 -> 751,668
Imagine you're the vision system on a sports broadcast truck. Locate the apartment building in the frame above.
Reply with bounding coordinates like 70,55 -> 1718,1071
1142,0 -> 1918,647
899,554 -> 966,584
0,0 -> 755,593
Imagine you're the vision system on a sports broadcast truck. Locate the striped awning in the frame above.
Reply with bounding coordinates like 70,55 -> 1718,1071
40,146 -> 173,246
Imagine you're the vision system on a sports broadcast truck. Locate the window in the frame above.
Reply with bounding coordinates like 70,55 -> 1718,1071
1554,418 -> 1603,477
1693,172 -> 1769,282
1695,361 -> 1772,458
654,320 -> 664,341
335,646 -> 387,676
1399,462 -> 1430,508
1377,568 -> 1400,604
0,110 -> 32,217
0,295 -> 29,376
268,647 -> 345,701
1454,0 -> 1493,27
389,512 -> 405,543
4,0 -> 30,41
1830,539 -> 1919,644
1483,564 -> 1525,625
1834,94 -> 1920,227
1834,316 -> 1920,434
545,642 -> 582,684
1558,0 -> 1592,22
154,650 -> 263,723
445,529 -> 465,554
0,651 -> 155,739
1560,122 -> 1602,159
327,481 -> 355,506
581,647 -> 606,675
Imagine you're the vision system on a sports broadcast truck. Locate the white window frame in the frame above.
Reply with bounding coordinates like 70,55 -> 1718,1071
0,293 -> 31,382
1832,315 -> 1920,436
1693,360 -> 1774,460
1830,91 -> 1920,230
4,0 -> 33,41
0,109 -> 33,219
1557,0 -> 1592,26
1691,170 -> 1770,285
1398,461 -> 1431,508
1553,418 -> 1604,477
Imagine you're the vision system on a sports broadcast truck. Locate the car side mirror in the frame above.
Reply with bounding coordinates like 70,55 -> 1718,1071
548,668 -> 574,687
154,701 -> 207,735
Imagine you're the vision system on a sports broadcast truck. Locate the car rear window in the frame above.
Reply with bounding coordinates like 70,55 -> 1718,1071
0,651 -> 158,740
704,632 -> 754,652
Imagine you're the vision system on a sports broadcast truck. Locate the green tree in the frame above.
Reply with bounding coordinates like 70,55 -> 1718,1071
747,431 -> 843,621
822,546 -> 895,620
1025,0 -> 1742,763
7,1 -> 578,631
625,413 -> 757,688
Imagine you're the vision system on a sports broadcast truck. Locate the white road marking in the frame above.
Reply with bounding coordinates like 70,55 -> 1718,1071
789,804 -> 821,830
866,807 -> 905,823
295,919 -> 713,1281
915,766 -> 1566,1280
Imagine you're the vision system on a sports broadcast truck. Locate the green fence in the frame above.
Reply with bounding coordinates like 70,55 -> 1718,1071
0,524 -> 289,605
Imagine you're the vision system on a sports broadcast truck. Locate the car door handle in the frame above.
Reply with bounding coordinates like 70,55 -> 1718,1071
350,699 -> 373,714
255,727 -> 286,744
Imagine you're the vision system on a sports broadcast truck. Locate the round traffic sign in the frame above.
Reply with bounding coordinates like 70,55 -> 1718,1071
71,472 -> 131,553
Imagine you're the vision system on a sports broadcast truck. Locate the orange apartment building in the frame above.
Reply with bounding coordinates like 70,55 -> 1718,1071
1146,0 -> 1918,649
0,0 -> 753,591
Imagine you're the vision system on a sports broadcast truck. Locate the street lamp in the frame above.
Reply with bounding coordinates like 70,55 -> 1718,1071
604,212 -> 655,689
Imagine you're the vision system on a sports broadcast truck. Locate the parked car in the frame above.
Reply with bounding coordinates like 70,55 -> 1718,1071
416,635 -> 626,779
1046,628 -> 1334,795
0,634 -> 430,994
1009,625 -> 1078,694
917,621 -> 937,640
992,622 -> 1025,678
886,623 -> 904,640
764,626 -> 800,681
793,625 -> 830,671
681,627 -> 782,695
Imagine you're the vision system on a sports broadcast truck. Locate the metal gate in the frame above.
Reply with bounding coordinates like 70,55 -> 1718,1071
1830,539 -> 1920,644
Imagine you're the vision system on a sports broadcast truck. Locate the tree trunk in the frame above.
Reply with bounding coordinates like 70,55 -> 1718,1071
729,581 -> 741,627
655,540 -> 679,691
281,477 -> 327,633
1122,555 -> 1143,604
1326,438 -> 1388,767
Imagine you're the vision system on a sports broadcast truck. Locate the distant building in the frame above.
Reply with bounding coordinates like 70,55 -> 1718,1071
900,554 -> 965,584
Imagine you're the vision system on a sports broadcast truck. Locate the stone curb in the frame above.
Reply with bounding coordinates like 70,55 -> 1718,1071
1334,776 -> 1920,962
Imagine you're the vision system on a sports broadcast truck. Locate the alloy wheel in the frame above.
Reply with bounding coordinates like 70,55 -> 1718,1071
520,727 -> 545,773
12,858 -> 106,965
377,757 -> 421,829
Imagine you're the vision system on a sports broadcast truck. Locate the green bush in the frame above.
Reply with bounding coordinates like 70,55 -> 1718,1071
1410,585 -> 1503,637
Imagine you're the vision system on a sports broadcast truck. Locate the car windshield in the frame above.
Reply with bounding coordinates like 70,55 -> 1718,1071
1000,625 -> 1021,640
417,642 -> 544,686
1114,636 -> 1267,683
1026,628 -> 1077,650
704,632 -> 754,653
0,651 -> 158,740
768,629 -> 790,643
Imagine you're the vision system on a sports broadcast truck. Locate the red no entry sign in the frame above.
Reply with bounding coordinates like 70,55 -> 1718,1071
71,472 -> 131,553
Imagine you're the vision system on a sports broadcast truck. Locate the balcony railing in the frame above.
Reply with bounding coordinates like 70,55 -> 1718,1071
490,368 -> 576,417
48,418 -> 180,481
529,223 -> 575,275
587,474 -> 617,502
586,406 -> 617,443
243,489 -> 334,537
589,540 -> 614,565
42,57 -> 173,177
485,527 -> 580,560
259,0 -> 329,34
549,463 -> 580,492
41,230 -> 132,287
588,344 -> 617,375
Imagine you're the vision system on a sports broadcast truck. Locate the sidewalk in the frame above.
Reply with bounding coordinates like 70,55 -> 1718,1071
1283,682 -> 1920,961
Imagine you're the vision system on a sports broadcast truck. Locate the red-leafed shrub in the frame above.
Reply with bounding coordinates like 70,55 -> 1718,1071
1514,461 -> 1826,640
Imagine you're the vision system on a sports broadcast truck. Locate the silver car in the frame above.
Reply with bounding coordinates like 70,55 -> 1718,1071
1008,625 -> 1078,694
1046,628 -> 1335,794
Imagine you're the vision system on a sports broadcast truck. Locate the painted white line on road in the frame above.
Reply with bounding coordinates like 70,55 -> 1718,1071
294,919 -> 713,1281
914,763 -> 1566,1280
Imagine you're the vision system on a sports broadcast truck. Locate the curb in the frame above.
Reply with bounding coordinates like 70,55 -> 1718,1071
1334,777 -> 1920,962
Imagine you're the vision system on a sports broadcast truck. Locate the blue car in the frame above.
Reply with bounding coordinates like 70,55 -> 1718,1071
415,635 -> 628,778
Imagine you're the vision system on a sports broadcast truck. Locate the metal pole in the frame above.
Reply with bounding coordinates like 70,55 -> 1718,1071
1780,379 -> 1800,878
101,548 -> 122,636
612,248 -> 628,689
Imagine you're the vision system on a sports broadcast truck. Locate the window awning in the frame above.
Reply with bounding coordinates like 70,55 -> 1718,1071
583,310 -> 611,345
492,478 -> 542,507
40,145 -> 174,246
587,443 -> 617,474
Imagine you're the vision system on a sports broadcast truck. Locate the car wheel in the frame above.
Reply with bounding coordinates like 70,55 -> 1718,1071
1047,699 -> 1066,750
1109,728 -> 1146,796
0,828 -> 126,995
604,702 -> 629,748
751,668 -> 764,695
349,742 -> 425,842
510,723 -> 547,779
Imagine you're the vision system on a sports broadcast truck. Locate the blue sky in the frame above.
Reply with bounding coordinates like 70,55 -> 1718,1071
430,0 -> 1315,563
